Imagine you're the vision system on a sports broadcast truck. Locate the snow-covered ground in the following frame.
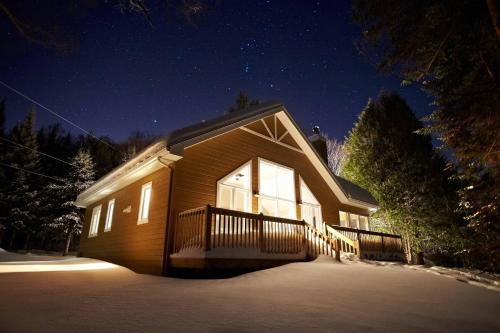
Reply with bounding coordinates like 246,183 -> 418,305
0,251 -> 498,333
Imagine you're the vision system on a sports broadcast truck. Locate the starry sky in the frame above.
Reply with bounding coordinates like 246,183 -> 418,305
0,0 -> 432,142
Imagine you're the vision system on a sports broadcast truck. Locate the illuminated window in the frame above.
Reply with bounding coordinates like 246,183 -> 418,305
359,215 -> 369,231
89,205 -> 102,237
349,214 -> 359,229
138,182 -> 152,224
339,211 -> 349,227
300,178 -> 322,229
104,199 -> 115,232
217,161 -> 252,212
258,159 -> 296,219
339,211 -> 370,230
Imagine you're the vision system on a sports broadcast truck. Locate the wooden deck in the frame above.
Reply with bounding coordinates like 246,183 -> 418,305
169,205 -> 404,269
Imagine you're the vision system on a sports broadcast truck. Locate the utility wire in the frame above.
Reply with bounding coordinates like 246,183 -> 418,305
0,80 -> 117,151
0,137 -> 74,167
0,161 -> 65,183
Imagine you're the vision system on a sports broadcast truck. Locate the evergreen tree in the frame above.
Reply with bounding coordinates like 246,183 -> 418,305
342,92 -> 462,264
227,91 -> 260,113
353,0 -> 499,271
0,99 -> 7,245
46,149 -> 95,255
78,134 -> 122,178
5,109 -> 42,250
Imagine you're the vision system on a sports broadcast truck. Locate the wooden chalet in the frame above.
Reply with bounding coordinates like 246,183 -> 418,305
76,102 -> 404,275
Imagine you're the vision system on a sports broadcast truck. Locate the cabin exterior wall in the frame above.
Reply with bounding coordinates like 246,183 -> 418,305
168,127 -> 369,228
79,167 -> 171,274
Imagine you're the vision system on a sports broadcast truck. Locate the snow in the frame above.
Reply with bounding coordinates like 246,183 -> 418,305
0,252 -> 499,333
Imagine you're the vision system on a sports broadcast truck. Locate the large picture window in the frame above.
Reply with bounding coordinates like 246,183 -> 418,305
258,159 -> 296,219
300,178 -> 322,229
217,161 -> 252,212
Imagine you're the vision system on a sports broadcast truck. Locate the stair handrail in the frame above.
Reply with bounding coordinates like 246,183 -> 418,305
324,223 -> 355,248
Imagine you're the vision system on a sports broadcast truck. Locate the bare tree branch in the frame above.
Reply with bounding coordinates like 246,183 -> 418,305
325,135 -> 345,175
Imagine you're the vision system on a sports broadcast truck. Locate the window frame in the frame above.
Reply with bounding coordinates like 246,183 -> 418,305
88,204 -> 102,238
299,177 -> 322,228
138,182 -> 152,225
216,161 -> 252,213
257,158 -> 297,219
339,211 -> 370,230
104,198 -> 115,232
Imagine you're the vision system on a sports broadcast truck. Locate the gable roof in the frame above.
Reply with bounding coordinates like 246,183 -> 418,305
76,102 -> 378,209
166,101 -> 282,154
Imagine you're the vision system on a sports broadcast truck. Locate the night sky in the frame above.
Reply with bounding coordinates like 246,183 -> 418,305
1,0 -> 432,142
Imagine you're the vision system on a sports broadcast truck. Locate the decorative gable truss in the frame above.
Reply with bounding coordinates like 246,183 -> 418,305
240,114 -> 304,154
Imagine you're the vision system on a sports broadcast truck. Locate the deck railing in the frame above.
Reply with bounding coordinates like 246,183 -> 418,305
325,225 -> 404,259
172,205 -> 306,256
172,205 -> 403,261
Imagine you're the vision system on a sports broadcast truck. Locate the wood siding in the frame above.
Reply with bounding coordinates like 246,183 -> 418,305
79,167 -> 171,274
169,128 -> 369,231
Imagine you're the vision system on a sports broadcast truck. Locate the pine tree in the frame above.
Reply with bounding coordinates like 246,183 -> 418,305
342,92 -> 462,264
0,99 -> 7,245
227,91 -> 260,113
4,109 -> 42,250
47,149 -> 95,255
353,0 -> 499,271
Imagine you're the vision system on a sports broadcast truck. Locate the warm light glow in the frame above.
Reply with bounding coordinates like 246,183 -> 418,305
0,259 -> 117,274
138,181 -> 152,224
258,159 -> 296,219
300,178 -> 322,228
104,198 -> 115,231
89,205 -> 102,237
217,161 -> 252,212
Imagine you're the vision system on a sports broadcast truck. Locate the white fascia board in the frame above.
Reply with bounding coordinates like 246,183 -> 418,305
275,110 -> 378,210
75,144 -> 181,208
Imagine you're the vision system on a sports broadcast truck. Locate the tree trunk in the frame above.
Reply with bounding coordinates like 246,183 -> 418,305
63,232 -> 72,256
24,233 -> 31,252
416,251 -> 425,265
486,0 -> 500,39
403,225 -> 413,263
9,230 -> 16,250
40,233 -> 46,250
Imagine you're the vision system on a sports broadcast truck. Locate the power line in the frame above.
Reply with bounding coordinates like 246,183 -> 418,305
0,161 -> 65,183
0,137 -> 74,168
0,80 -> 117,151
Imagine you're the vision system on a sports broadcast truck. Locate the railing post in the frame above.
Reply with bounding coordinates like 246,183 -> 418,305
258,213 -> 265,252
204,204 -> 212,251
335,238 -> 341,262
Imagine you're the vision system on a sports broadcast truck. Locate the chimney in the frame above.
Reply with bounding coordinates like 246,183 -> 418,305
309,126 -> 328,164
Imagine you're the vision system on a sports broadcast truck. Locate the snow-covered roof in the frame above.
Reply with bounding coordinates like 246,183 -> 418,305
76,102 -> 378,209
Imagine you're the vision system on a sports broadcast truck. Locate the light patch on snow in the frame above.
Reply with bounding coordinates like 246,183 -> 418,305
0,257 -> 117,273
0,251 -> 499,332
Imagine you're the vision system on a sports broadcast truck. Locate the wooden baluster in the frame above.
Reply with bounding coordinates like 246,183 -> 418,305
204,205 -> 211,251
240,216 -> 243,248
231,214 -> 235,248
259,213 -> 265,252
